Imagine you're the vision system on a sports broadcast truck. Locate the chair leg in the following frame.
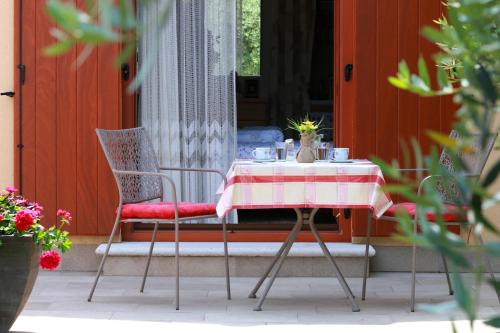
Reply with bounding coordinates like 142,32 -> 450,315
362,211 -> 373,301
478,235 -> 500,304
410,238 -> 417,312
441,254 -> 454,295
88,214 -> 121,302
140,221 -> 159,293
222,216 -> 231,300
410,213 -> 420,312
175,219 -> 180,310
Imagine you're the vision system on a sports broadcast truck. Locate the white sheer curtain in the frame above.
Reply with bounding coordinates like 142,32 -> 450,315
139,0 -> 237,214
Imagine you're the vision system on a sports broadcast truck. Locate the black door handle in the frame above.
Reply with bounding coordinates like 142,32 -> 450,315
344,64 -> 353,82
1,91 -> 15,97
121,63 -> 130,81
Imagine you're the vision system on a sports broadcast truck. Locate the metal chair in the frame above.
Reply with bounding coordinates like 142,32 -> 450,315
88,127 -> 231,310
361,130 -> 499,312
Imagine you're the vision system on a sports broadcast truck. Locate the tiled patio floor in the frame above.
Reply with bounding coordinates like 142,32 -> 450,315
11,272 -> 499,333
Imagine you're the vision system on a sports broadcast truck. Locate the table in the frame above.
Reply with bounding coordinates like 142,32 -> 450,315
216,160 -> 392,312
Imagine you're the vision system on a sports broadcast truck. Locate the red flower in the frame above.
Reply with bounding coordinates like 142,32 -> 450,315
14,209 -> 35,232
5,186 -> 17,194
57,209 -> 72,222
0,215 -> 3,222
39,251 -> 61,270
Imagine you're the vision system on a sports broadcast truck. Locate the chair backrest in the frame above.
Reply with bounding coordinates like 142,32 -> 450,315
96,127 -> 163,204
438,130 -> 497,203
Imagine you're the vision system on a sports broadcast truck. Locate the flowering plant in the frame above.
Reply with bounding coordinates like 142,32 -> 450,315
287,116 -> 322,135
0,186 -> 72,270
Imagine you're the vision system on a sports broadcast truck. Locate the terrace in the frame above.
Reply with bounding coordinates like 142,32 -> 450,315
12,272 -> 499,333
0,1 -> 499,332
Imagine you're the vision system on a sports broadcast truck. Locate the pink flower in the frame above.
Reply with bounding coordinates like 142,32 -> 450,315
39,251 -> 61,270
14,209 -> 35,232
57,209 -> 72,222
5,186 -> 17,194
15,198 -> 27,206
31,202 -> 44,217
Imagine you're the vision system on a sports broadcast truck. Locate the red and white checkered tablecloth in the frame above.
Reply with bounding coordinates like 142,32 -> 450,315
216,160 -> 393,219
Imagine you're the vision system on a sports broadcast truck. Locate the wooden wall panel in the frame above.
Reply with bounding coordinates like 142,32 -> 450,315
374,0 -> 399,237
16,0 -> 122,236
35,3 -> 57,227
97,44 -> 121,234
56,0 -> 77,233
352,0 -> 456,238
352,0 -> 378,238
418,0 -> 442,153
397,0 -> 420,151
76,0 -> 99,235
16,0 -> 37,202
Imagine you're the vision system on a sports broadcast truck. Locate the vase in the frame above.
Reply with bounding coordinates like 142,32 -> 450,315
296,131 -> 317,163
0,236 -> 39,333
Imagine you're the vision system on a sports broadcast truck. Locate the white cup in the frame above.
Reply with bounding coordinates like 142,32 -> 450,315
333,148 -> 349,161
252,147 -> 272,160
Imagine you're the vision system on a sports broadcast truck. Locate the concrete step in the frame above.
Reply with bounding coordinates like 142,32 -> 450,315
94,242 -> 375,277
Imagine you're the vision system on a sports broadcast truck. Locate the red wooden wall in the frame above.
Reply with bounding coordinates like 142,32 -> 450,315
14,0 -> 455,240
14,0 -> 122,236
349,0 -> 455,238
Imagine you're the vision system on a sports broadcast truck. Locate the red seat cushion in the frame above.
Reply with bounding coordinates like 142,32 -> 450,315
120,202 -> 216,220
383,202 -> 466,222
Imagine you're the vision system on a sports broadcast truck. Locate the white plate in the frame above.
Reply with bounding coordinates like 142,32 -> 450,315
329,159 -> 354,163
252,159 -> 276,163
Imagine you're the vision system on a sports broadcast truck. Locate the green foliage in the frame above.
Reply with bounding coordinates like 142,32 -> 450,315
44,0 -> 171,91
382,0 -> 500,328
237,0 -> 261,76
287,115 -> 322,135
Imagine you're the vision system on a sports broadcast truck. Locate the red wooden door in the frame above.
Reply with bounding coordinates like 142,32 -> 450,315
14,0 -> 122,236
345,0 -> 455,239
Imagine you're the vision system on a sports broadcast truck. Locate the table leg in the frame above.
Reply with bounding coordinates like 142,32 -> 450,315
308,209 -> 360,312
253,208 -> 304,311
248,217 -> 304,298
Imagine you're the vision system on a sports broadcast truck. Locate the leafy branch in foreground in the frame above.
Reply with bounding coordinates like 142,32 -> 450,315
44,0 -> 173,91
380,0 -> 499,330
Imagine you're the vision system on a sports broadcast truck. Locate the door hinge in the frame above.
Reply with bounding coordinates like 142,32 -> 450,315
17,64 -> 26,85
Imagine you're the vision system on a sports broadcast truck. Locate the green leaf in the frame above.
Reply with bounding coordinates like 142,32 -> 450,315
371,156 -> 401,179
475,64 -> 497,105
417,301 -> 458,314
451,271 -> 475,322
44,40 -> 74,56
418,56 -> 431,87
483,242 -> 500,256
388,76 -> 409,90
483,159 -> 500,188
398,60 -> 410,80
46,0 -> 82,31
487,278 -> 500,292
98,0 -> 113,31
426,130 -> 458,150
422,26 -> 448,44
437,66 -> 450,89
485,316 -> 500,328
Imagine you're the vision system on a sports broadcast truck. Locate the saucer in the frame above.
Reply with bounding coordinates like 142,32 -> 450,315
329,159 -> 354,163
252,159 -> 276,163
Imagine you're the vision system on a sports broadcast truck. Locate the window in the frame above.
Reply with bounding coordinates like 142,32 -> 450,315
237,0 -> 261,76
